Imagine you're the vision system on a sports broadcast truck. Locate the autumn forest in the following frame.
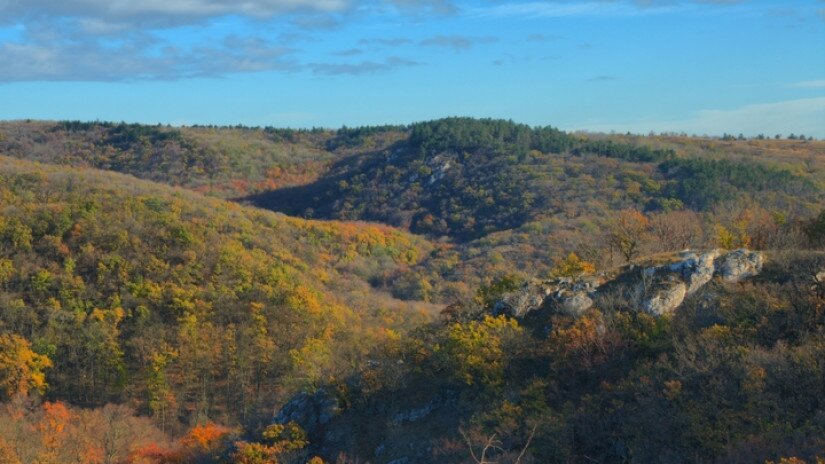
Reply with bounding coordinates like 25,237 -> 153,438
0,118 -> 824,463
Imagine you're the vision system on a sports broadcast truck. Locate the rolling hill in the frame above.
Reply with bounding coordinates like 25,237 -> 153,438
4,118 -> 823,306
0,118 -> 824,463
0,154 -> 435,431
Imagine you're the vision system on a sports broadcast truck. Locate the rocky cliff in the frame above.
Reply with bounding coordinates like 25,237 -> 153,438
495,248 -> 764,318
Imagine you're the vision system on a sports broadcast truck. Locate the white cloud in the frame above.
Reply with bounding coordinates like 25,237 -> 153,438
0,34 -> 299,81
0,0 -> 454,81
0,0 -> 456,27
0,0 -> 350,23
579,97 -> 825,138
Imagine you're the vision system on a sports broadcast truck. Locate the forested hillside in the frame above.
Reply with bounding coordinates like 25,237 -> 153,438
5,118 -> 821,305
0,155 -> 440,457
0,121 -> 391,198
0,118 -> 824,463
301,248 -> 825,463
250,118 -> 822,241
247,118 -> 825,303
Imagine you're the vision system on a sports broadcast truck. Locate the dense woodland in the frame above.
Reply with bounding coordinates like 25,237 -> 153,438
0,118 -> 824,463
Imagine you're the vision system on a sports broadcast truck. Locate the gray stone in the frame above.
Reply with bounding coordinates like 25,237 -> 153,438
492,249 -> 764,320
495,277 -> 599,319
643,280 -> 687,316
715,249 -> 763,283
677,249 -> 721,294
494,281 -> 551,318
552,291 -> 594,316
273,389 -> 340,437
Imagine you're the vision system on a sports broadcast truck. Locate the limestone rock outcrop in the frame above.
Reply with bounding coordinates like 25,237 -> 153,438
494,281 -> 551,318
494,276 -> 600,318
642,279 -> 687,316
715,248 -> 764,283
494,249 -> 764,319
668,249 -> 721,294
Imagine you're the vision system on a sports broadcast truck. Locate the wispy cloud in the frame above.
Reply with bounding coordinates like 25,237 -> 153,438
470,1 -> 680,19
0,34 -> 299,81
0,0 -> 451,82
309,56 -> 420,75
493,53 -> 517,66
636,0 -> 744,6
419,34 -> 497,51
580,97 -> 825,138
527,33 -> 563,42
332,48 -> 364,57
586,75 -> 618,82
471,0 -> 746,19
0,0 -> 350,28
384,0 -> 457,15
358,38 -> 413,47
791,79 -> 825,89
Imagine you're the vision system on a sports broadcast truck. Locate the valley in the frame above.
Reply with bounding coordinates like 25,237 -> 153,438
0,118 -> 824,463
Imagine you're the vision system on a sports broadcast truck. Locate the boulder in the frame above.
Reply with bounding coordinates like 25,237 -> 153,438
715,249 -> 763,283
493,281 -> 551,318
495,276 -> 601,319
273,389 -> 340,439
671,249 -> 720,294
550,290 -> 594,317
643,280 -> 687,316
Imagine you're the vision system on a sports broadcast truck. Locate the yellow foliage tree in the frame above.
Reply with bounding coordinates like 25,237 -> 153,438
0,334 -> 52,399
231,421 -> 309,464
442,315 -> 522,389
550,253 -> 596,277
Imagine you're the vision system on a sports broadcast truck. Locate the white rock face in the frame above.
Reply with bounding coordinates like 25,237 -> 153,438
643,281 -> 687,316
495,278 -> 596,318
671,249 -> 721,294
493,249 -> 764,320
555,291 -> 594,317
495,281 -> 551,318
715,249 -> 763,283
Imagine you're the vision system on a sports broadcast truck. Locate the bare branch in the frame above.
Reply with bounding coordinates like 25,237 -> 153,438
514,424 -> 538,464
459,426 -> 482,464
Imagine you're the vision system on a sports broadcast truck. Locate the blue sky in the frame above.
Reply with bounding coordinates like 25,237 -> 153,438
0,0 -> 823,136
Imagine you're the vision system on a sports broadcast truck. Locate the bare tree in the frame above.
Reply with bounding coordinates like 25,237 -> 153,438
460,427 -> 502,464
649,210 -> 703,252
607,210 -> 650,262
460,424 -> 538,464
